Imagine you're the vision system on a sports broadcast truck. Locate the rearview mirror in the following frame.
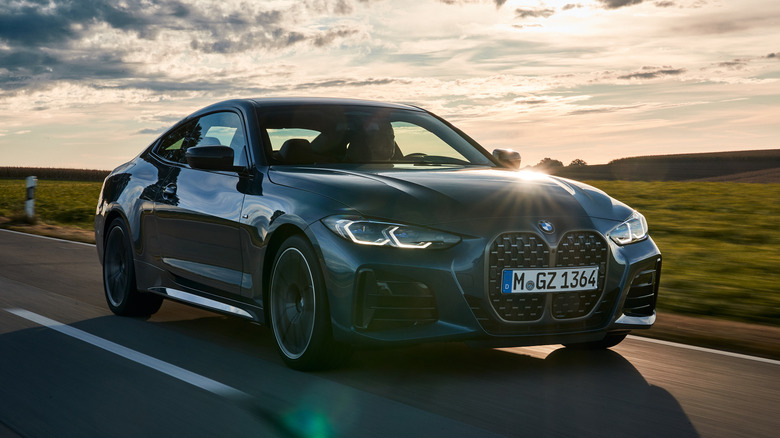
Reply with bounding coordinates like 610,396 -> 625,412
492,149 -> 522,169
185,146 -> 235,171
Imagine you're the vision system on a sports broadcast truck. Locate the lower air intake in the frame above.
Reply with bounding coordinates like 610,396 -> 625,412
354,270 -> 438,331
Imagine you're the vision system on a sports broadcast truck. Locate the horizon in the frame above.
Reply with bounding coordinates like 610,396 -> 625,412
1,0 -> 779,170
2,146 -> 779,172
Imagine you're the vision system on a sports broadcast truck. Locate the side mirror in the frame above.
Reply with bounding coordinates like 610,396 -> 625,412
493,148 -> 522,169
185,146 -> 235,171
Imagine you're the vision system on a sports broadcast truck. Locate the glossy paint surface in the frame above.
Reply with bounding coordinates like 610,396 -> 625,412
95,98 -> 662,347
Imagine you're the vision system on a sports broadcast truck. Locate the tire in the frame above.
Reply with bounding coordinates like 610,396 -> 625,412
103,218 -> 163,317
268,235 -> 350,370
564,333 -> 627,350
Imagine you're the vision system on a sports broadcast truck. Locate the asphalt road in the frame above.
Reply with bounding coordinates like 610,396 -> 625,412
1,229 -> 778,438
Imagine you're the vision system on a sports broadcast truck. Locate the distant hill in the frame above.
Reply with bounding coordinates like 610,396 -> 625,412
0,167 -> 110,182
690,167 -> 780,183
553,149 -> 780,182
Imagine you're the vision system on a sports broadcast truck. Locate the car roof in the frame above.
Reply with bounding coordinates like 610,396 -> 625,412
246,97 -> 425,111
188,98 -> 429,122
189,97 -> 426,122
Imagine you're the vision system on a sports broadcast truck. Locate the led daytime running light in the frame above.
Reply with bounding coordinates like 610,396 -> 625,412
322,216 -> 459,250
343,220 -> 389,246
608,211 -> 648,245
387,226 -> 432,249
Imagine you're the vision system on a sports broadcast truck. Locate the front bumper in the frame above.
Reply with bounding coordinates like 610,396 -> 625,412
310,220 -> 661,347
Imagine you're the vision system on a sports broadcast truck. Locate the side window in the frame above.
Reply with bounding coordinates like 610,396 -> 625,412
155,120 -> 197,163
191,112 -> 248,167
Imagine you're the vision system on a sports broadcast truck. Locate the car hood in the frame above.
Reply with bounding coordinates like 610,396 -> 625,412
268,166 -> 633,227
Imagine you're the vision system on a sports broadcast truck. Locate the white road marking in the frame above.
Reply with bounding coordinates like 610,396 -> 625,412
4,308 -> 250,400
0,228 -> 95,247
628,335 -> 780,366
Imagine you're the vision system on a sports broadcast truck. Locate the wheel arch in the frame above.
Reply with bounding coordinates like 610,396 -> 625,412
261,223 -> 309,313
98,208 -> 131,263
263,227 -> 349,369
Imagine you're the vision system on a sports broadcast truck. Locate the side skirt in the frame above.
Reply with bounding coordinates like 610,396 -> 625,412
148,287 -> 260,321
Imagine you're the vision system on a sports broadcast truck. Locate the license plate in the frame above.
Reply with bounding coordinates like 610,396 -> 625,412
501,267 -> 599,293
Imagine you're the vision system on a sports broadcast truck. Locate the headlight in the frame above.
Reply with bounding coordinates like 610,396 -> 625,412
608,211 -> 648,245
322,216 -> 461,249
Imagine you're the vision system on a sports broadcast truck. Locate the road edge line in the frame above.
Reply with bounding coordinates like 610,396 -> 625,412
628,335 -> 780,366
3,307 -> 250,399
0,228 -> 95,247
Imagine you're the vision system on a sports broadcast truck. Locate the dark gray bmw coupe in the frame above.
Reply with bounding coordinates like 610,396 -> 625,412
95,98 -> 661,370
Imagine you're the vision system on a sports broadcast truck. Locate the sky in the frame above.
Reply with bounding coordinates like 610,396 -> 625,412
0,0 -> 778,170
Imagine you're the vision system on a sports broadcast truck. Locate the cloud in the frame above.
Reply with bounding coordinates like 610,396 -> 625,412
617,66 -> 686,80
436,0 -> 508,7
0,1 -> 357,56
0,0 -> 365,93
568,104 -> 646,116
135,127 -> 168,135
512,23 -> 545,30
670,14 -> 779,35
515,8 -> 556,19
0,0 -> 176,47
562,4 -> 584,11
0,7 -> 75,47
333,0 -> 354,14
0,50 -> 60,74
293,77 -> 412,90
0,47 -> 133,92
313,27 -> 362,47
715,59 -> 749,70
596,0 -> 645,9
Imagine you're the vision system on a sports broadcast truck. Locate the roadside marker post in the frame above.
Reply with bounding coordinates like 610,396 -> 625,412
25,176 -> 37,222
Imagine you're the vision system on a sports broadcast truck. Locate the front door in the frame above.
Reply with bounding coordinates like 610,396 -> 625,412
154,111 -> 249,297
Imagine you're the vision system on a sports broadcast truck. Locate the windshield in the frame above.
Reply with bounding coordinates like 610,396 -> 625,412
258,104 -> 495,167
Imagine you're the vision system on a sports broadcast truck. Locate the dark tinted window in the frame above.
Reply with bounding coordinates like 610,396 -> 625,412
155,120 -> 197,163
154,112 -> 248,167
191,112 -> 248,167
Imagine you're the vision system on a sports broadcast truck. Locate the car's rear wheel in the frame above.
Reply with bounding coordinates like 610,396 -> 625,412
269,235 -> 349,370
103,218 -> 163,317
564,333 -> 627,350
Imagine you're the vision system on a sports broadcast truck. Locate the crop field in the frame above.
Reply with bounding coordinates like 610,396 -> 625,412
1,177 -> 778,326
0,179 -> 102,230
587,180 -> 780,326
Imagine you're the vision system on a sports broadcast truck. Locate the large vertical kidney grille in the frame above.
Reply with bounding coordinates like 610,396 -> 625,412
486,231 -> 609,323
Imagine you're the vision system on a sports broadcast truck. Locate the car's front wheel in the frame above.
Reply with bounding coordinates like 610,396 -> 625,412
269,235 -> 349,370
103,218 -> 163,317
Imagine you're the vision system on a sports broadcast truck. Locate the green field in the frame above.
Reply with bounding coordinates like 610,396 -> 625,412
587,180 -> 780,326
0,179 -> 102,230
1,178 -> 778,326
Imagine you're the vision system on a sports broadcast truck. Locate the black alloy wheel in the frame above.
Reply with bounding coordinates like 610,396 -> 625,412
269,235 -> 350,370
103,218 -> 163,317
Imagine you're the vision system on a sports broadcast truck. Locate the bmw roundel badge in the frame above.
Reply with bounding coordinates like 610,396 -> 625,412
538,220 -> 555,234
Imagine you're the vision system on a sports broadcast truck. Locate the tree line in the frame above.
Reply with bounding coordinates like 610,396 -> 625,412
533,158 -> 587,171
